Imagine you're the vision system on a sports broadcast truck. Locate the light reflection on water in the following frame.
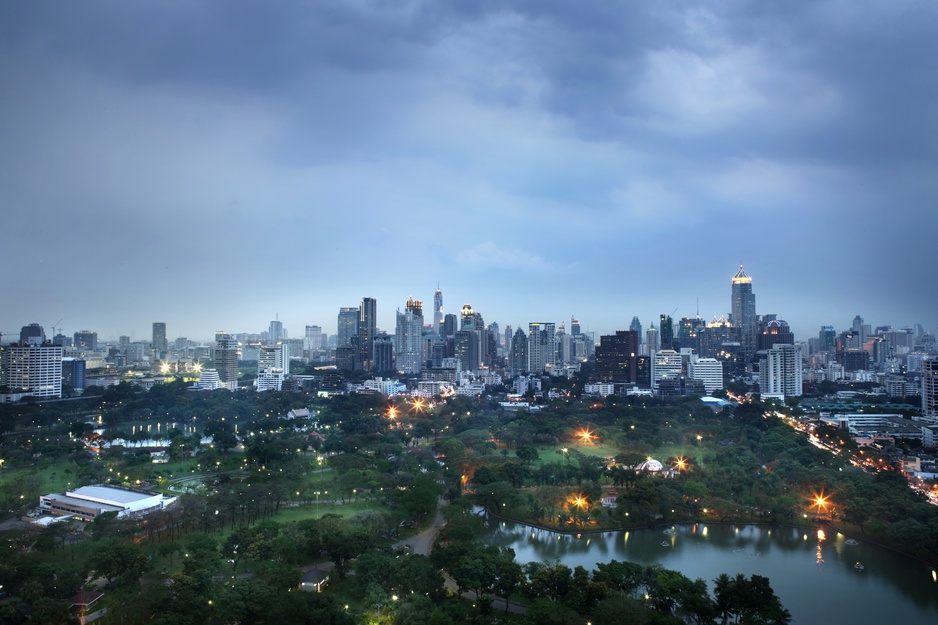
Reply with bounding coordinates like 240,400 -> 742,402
481,517 -> 938,624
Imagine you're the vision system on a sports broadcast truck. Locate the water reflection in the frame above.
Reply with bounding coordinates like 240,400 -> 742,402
480,517 -> 938,624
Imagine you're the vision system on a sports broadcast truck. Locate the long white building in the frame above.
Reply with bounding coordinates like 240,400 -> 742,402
40,485 -> 176,521
651,349 -> 682,389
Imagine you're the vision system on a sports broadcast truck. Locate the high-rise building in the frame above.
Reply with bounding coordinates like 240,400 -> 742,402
454,330 -> 479,371
659,315 -> 674,351
923,357 -> 938,420
0,342 -> 63,398
731,265 -> 757,363
688,357 -> 723,393
630,316 -> 643,345
527,322 -> 556,374
73,331 -> 98,352
358,297 -> 377,371
304,325 -> 323,352
509,328 -> 527,375
646,324 -> 660,355
395,298 -> 424,374
373,335 -> 394,372
258,343 -> 289,376
337,307 -> 359,347
442,313 -> 457,338
62,357 -> 87,391
269,320 -> 283,343
819,326 -> 837,352
759,344 -> 803,399
461,304 -> 476,330
677,317 -> 705,351
152,322 -> 167,357
593,330 -> 639,384
757,319 -> 795,351
214,332 -> 239,390
19,323 -> 46,346
433,286 -> 444,332
651,349 -> 682,389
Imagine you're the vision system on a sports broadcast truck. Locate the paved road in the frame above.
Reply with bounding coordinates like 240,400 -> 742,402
392,502 -> 527,615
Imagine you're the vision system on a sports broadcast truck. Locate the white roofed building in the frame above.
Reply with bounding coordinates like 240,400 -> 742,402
39,485 -> 176,521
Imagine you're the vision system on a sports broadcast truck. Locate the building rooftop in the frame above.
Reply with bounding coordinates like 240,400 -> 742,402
68,485 -> 155,505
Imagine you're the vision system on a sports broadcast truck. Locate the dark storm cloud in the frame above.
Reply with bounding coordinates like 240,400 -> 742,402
1,1 -> 936,340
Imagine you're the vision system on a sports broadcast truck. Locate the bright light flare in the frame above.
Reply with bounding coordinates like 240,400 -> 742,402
673,457 -> 687,471
578,429 -> 593,444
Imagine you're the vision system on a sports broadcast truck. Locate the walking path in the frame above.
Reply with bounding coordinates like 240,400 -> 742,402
392,502 -> 527,615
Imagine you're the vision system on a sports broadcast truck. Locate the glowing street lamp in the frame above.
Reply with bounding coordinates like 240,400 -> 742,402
673,457 -> 687,472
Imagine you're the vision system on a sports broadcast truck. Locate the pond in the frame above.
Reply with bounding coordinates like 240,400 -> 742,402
480,518 -> 938,624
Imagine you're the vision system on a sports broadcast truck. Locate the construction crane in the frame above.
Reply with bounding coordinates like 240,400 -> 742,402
51,319 -> 63,337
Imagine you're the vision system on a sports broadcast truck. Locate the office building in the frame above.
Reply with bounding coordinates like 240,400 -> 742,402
759,344 -> 803,399
256,368 -> 285,392
358,297 -> 377,371
214,333 -> 239,390
73,331 -> 98,352
152,322 -> 167,357
373,334 -> 394,372
646,324 -> 660,355
433,285 -> 444,332
304,325 -> 323,352
731,265 -> 757,362
757,319 -> 794,351
659,315 -> 674,351
0,342 -> 63,398
19,323 -> 46,345
258,343 -> 289,376
337,307 -> 359,348
509,328 -> 527,375
630,316 -> 643,345
651,349 -> 682,389
688,357 -> 723,393
62,357 -> 87,391
593,330 -> 639,384
269,320 -> 283,343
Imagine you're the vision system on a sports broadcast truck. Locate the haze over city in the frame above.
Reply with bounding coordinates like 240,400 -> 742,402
2,1 -> 937,340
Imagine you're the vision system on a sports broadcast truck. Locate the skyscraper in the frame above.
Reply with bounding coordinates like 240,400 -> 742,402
646,323 -> 660,354
269,320 -> 283,343
0,338 -> 63,398
73,331 -> 98,352
630,316 -> 643,344
395,297 -> 424,374
359,297 -> 377,371
593,330 -> 639,384
258,343 -> 289,375
731,265 -> 757,363
152,322 -> 167,357
214,332 -> 239,390
759,344 -> 803,399
19,323 -> 46,345
527,322 -> 556,374
509,328 -> 528,375
433,285 -> 443,332
659,314 -> 674,351
923,357 -> 938,419
337,307 -> 359,347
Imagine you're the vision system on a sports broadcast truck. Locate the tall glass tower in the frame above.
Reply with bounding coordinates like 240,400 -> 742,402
731,265 -> 757,363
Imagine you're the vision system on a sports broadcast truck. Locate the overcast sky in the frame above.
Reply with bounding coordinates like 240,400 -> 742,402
2,1 -> 936,343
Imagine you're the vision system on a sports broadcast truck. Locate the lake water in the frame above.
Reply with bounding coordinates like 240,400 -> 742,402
481,518 -> 938,624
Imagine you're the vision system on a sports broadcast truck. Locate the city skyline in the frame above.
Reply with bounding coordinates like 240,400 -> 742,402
2,2 -> 937,340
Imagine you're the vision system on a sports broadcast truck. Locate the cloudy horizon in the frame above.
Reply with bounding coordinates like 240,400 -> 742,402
2,1 -> 936,343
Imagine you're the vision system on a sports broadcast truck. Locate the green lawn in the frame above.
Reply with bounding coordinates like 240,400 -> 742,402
268,499 -> 384,524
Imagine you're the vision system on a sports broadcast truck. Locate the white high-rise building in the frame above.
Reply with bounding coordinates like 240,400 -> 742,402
258,343 -> 289,376
759,344 -> 803,399
395,298 -> 424,374
651,349 -> 682,389
304,325 -> 323,352
0,343 -> 63,398
433,286 -> 443,332
256,367 -> 285,392
688,357 -> 723,393
527,322 -> 556,374
923,357 -> 938,420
